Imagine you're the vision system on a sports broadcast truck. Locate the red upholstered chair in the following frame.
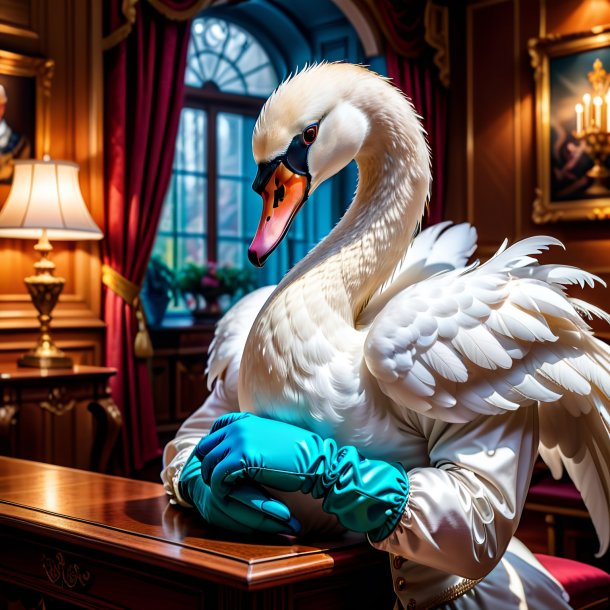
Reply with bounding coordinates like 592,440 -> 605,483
525,476 -> 590,556
535,553 -> 610,610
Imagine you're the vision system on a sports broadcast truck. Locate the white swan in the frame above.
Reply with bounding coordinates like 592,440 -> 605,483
166,63 -> 610,608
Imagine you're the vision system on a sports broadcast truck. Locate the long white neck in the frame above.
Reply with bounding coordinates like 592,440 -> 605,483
275,92 -> 431,320
240,77 -> 430,430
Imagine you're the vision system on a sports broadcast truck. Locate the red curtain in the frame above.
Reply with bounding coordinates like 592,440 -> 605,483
377,0 -> 448,225
386,48 -> 447,225
103,1 -> 191,473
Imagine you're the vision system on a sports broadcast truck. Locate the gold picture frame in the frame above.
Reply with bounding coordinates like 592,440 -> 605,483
0,50 -> 54,191
529,25 -> 610,223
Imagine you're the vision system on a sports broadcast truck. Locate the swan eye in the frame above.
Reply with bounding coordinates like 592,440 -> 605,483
302,123 -> 318,146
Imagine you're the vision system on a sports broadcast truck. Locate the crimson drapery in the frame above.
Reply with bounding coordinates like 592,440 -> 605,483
377,0 -> 448,225
386,47 -> 447,225
103,0 -> 191,473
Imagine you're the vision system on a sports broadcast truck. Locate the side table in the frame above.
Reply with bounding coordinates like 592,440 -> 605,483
0,365 -> 121,472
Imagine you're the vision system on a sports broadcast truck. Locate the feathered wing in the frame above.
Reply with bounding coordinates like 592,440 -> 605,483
363,236 -> 610,555
363,222 -> 477,324
206,285 -> 276,397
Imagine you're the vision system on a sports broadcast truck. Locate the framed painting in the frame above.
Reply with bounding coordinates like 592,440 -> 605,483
0,50 -> 53,202
529,25 -> 610,223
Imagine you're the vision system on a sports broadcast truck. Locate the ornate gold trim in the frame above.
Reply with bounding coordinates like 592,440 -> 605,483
424,2 -> 450,88
0,51 -> 54,158
529,24 -> 610,223
422,576 -> 484,609
101,264 -> 153,358
146,0 -> 212,21
40,387 -> 76,416
0,23 -> 39,40
102,264 -> 140,304
102,0 -> 139,51
42,551 -> 91,590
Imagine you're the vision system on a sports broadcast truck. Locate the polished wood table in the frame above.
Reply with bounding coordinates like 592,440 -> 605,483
0,457 -> 394,610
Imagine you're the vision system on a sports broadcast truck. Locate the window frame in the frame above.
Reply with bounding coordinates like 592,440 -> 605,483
183,83 -> 268,263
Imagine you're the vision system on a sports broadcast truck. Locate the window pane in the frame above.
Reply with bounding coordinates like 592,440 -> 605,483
246,66 -> 278,97
217,179 -> 242,237
177,175 -> 207,234
188,17 -> 278,97
179,236 -> 206,267
159,177 -> 175,233
218,113 -> 242,176
175,108 -> 207,173
218,240 -> 241,267
152,235 -> 175,269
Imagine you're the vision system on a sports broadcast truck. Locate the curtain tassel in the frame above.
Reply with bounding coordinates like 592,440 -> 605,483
102,264 -> 153,358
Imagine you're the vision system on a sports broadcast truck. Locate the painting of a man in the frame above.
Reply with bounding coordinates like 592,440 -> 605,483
0,83 -> 30,183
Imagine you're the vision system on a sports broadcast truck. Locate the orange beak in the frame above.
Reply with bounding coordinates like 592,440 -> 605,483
248,162 -> 309,267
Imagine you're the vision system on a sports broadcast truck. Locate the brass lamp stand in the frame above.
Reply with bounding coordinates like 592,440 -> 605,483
19,228 -> 72,368
0,158 -> 103,369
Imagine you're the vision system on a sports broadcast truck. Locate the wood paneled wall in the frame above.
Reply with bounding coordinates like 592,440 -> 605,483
0,0 -> 104,364
447,0 -> 610,334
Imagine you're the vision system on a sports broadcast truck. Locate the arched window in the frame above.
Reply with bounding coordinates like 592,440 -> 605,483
185,18 -> 277,96
153,16 -> 280,299
152,5 -> 371,312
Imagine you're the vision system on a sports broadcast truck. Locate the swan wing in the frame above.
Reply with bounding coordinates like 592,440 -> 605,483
364,236 -> 610,553
364,222 -> 477,323
206,285 -> 276,396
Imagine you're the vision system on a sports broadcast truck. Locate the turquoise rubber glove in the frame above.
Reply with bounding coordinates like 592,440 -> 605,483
179,444 -> 301,535
196,412 -> 409,542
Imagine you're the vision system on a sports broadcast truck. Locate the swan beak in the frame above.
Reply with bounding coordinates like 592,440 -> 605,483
248,161 -> 309,267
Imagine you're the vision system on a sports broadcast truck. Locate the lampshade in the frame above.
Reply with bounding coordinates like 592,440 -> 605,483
0,159 -> 103,240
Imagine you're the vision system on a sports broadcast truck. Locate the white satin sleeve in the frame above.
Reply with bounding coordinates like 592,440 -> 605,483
370,405 -> 539,580
160,377 -> 238,507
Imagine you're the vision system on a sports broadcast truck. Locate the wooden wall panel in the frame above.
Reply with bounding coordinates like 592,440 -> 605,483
467,0 -> 516,248
0,0 -> 104,361
449,0 -> 610,333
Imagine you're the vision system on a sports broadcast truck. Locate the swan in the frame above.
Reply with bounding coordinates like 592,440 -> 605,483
164,62 -> 610,609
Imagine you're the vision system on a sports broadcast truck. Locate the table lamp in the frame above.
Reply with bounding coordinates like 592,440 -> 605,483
0,157 -> 103,368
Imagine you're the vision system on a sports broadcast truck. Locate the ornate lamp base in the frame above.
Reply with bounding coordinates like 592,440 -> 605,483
18,230 -> 73,369
18,350 -> 73,369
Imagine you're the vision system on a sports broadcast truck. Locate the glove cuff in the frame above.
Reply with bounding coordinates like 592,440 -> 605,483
178,447 -> 203,506
367,463 -> 409,542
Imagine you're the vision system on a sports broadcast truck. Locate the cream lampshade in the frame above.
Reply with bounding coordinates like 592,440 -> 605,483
0,158 -> 103,368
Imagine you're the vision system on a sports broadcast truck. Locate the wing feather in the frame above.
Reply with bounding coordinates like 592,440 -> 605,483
363,234 -> 610,555
206,286 -> 276,391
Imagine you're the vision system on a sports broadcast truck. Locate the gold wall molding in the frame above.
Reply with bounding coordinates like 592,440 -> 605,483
529,24 -> 610,223
0,50 -> 53,157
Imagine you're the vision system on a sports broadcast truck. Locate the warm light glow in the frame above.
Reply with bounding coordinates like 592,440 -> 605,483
0,159 -> 103,240
583,93 -> 592,129
576,103 -> 584,133
594,95 -> 603,127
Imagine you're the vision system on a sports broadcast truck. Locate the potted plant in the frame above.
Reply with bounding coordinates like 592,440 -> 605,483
141,254 -> 177,327
177,260 -> 256,318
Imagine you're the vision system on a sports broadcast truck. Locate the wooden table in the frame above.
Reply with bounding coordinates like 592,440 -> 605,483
0,457 -> 394,610
0,366 -> 120,472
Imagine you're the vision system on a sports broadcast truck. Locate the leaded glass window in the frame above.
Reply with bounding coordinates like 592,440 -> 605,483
186,18 -> 277,96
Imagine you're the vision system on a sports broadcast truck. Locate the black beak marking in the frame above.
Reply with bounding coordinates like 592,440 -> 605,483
252,158 -> 281,194
273,184 -> 285,208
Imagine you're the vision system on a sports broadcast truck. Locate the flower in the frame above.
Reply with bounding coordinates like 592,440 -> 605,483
177,260 -> 256,300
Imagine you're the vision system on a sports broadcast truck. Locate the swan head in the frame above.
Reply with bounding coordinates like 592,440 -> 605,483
248,62 -> 428,267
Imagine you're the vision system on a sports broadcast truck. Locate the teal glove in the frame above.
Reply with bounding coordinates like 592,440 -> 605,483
179,445 -> 301,535
196,412 -> 409,542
